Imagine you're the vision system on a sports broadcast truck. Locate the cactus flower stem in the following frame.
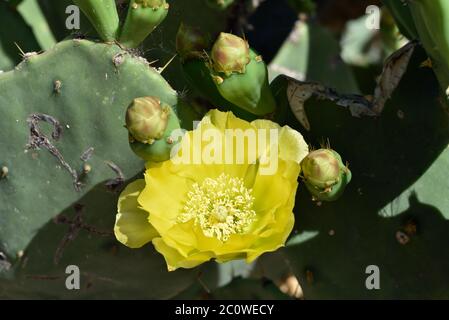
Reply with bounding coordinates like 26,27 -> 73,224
73,0 -> 120,42
119,0 -> 170,48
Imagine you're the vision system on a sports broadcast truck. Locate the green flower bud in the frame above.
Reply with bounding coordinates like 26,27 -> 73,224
211,32 -> 251,76
176,23 -> 211,61
301,149 -> 352,202
126,96 -> 170,144
129,105 -> 181,162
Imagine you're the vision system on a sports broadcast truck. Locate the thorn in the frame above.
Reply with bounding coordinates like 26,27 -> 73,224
157,54 -> 177,74
14,42 -> 25,57
196,271 -> 211,294
14,42 -> 38,60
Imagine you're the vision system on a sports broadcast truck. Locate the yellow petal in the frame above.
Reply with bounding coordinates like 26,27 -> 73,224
114,180 -> 158,248
152,237 -> 214,271
252,120 -> 309,164
279,125 -> 309,164
139,166 -> 192,234
251,164 -> 292,212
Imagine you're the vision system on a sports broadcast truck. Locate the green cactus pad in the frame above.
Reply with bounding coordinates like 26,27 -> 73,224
383,0 -> 419,40
408,0 -> 449,91
119,0 -> 170,48
271,46 -> 449,298
0,39 -> 177,272
73,0 -> 120,41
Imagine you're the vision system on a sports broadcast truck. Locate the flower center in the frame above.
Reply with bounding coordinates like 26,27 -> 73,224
178,173 -> 256,242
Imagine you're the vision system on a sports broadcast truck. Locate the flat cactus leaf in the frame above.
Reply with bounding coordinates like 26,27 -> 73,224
0,181 -> 197,299
0,40 -> 178,276
272,45 -> 449,298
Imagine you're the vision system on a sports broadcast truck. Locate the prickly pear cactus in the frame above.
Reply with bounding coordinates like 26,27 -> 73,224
1,0 -> 449,300
0,39 -> 202,298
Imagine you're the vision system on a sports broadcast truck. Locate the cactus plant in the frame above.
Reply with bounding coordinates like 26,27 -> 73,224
0,38 -> 175,268
1,0 -> 449,301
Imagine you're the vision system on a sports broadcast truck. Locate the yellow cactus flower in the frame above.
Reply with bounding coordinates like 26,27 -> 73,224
114,109 -> 309,271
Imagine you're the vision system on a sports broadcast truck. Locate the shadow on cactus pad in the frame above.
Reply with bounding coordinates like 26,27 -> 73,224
268,45 -> 449,298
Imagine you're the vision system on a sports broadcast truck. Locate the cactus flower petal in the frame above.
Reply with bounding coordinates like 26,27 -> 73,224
114,180 -> 159,248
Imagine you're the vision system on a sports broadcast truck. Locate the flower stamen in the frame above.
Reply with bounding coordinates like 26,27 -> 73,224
178,173 -> 256,241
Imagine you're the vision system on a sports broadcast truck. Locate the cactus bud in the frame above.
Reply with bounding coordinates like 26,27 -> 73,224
208,33 -> 276,116
119,0 -> 169,48
211,32 -> 250,75
301,149 -> 352,202
176,23 -> 211,61
129,104 -> 182,162
126,96 -> 170,144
